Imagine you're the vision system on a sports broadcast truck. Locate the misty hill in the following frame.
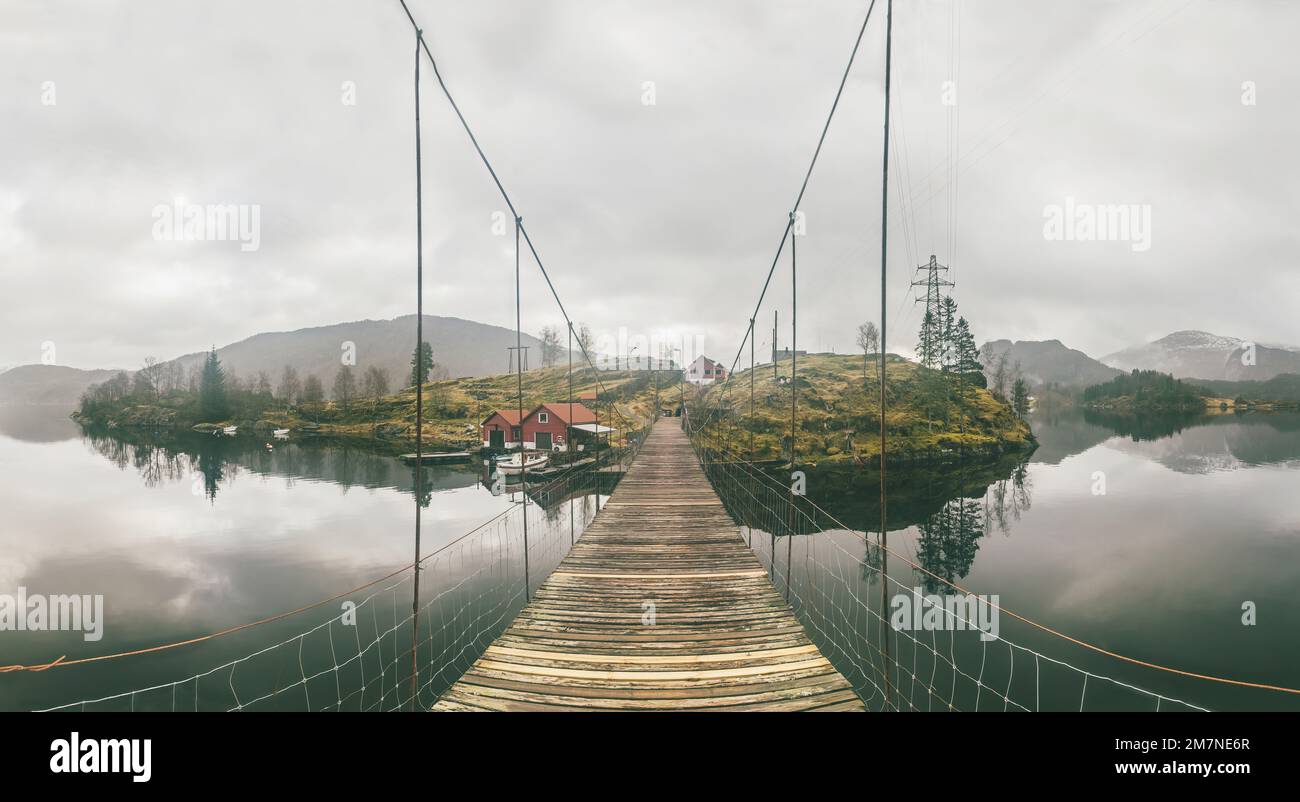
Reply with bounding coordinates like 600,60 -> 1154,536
164,315 -> 551,393
979,339 -> 1120,388
1101,330 -> 1300,381
0,365 -> 122,405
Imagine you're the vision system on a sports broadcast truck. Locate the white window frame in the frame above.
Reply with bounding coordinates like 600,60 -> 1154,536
538,412 -> 549,424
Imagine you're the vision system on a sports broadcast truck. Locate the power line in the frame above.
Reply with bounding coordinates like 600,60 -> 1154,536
395,0 -> 634,430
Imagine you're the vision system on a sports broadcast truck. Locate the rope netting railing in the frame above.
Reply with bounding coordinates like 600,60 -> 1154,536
19,461 -> 615,712
681,424 -> 1218,712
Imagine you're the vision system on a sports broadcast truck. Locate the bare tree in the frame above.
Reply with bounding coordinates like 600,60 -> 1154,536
333,364 -> 356,412
277,365 -> 301,409
576,323 -> 594,355
362,365 -> 390,399
539,325 -> 563,368
855,322 -> 879,380
362,365 -> 391,427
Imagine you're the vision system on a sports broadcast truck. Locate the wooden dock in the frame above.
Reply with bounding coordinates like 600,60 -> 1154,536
432,417 -> 865,711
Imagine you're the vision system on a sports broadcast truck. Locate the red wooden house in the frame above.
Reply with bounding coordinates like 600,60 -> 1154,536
480,409 -> 524,451
521,402 -> 598,452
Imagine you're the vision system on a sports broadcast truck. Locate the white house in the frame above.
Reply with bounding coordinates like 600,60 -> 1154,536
685,355 -> 727,385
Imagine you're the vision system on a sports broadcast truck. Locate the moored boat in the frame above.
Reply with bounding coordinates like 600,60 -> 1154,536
494,452 -> 549,475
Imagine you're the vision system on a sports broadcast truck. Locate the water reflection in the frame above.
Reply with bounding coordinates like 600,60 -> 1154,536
715,407 -> 1300,710
79,423 -> 478,504
0,408 -> 615,711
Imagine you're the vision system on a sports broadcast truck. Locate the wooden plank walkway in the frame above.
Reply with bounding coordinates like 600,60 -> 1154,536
432,417 -> 865,711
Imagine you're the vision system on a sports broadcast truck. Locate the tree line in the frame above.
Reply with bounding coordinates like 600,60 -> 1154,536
77,341 -> 459,424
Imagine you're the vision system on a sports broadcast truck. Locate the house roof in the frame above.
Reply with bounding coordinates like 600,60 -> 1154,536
481,409 -> 524,426
529,402 -> 597,425
689,355 -> 724,371
483,403 -> 598,428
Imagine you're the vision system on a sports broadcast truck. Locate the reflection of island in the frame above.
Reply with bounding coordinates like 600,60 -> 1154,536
80,425 -> 479,502
1081,409 -> 1205,442
712,454 -> 1033,592
1103,412 -> 1300,474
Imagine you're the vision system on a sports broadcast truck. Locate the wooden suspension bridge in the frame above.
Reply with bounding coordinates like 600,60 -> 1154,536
432,417 -> 865,711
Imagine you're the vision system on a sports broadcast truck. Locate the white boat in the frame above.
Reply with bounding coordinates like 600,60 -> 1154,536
222,426 -> 238,436
273,429 -> 290,440
495,452 -> 549,476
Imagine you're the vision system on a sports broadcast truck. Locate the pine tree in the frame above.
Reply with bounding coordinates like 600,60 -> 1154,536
410,341 -> 434,387
940,296 -> 958,372
1012,378 -> 1031,418
198,347 -> 229,421
917,310 -> 939,368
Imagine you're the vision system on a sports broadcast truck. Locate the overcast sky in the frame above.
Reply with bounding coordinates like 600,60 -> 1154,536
2,0 -> 1297,372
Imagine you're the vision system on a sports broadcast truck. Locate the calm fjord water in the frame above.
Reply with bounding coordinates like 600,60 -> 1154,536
2,405 -> 1298,710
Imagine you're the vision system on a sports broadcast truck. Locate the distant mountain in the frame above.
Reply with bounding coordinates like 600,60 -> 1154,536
2,316 -> 556,405
162,315 -> 551,395
979,339 -> 1120,389
1101,330 -> 1300,381
0,365 -> 122,404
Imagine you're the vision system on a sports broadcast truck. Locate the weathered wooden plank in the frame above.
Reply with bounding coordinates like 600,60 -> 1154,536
431,418 -> 865,712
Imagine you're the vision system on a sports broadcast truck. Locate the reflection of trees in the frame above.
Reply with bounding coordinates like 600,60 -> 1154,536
77,424 -> 464,504
914,499 -> 984,593
860,536 -> 883,587
197,448 -> 225,501
1081,409 -> 1204,441
984,461 -> 1032,535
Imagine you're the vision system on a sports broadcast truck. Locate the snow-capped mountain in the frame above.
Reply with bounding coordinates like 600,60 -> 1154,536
1101,330 -> 1300,381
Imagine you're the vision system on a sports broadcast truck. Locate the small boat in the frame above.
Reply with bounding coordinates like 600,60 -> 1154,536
273,429 -> 290,440
222,426 -> 238,436
494,452 -> 549,476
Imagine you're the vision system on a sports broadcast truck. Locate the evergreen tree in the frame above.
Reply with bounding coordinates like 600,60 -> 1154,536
1012,378 -> 1031,418
917,310 -> 939,368
410,341 -> 434,387
198,347 -> 229,421
940,296 -> 958,372
954,317 -> 983,381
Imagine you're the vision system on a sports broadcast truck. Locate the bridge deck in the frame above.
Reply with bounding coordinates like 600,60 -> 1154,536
432,418 -> 865,711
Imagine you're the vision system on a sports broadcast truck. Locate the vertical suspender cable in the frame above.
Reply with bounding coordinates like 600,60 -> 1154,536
878,0 -> 895,710
515,215 -> 529,601
788,210 -> 797,598
409,27 -> 425,712
568,323 -> 574,545
749,317 -> 755,460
